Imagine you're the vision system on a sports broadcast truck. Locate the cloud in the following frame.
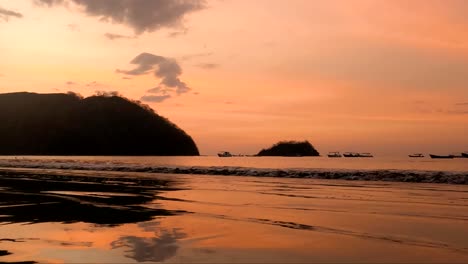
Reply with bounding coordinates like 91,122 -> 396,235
65,81 -> 76,85
180,52 -> 213,61
34,0 -> 65,6
141,95 -> 171,103
195,63 -> 219,69
122,76 -> 132,80
35,0 -> 206,34
67,23 -> 79,31
118,52 -> 191,101
104,33 -> 133,40
168,28 -> 188,38
86,81 -> 105,87
455,102 -> 468,106
117,53 -> 166,75
146,87 -> 169,94
0,6 -> 23,21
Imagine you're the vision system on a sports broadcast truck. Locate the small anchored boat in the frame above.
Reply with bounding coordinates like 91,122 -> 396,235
217,151 -> 233,157
327,152 -> 342,158
429,154 -> 454,159
409,153 -> 424,158
343,152 -> 373,157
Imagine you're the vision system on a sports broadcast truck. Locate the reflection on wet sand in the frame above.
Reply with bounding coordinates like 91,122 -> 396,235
0,169 -> 187,263
0,168 -> 468,263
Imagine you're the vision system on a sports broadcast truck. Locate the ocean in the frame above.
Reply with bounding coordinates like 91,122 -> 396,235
0,156 -> 467,263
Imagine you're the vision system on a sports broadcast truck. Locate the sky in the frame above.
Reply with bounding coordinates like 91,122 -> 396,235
0,0 -> 467,155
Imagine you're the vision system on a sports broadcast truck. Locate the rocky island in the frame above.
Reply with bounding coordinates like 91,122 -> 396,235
257,140 -> 320,157
0,92 -> 199,156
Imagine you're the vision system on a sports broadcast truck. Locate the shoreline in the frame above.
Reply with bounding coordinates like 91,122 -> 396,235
0,162 -> 467,184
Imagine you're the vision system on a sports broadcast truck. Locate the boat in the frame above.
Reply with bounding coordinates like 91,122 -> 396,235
327,152 -> 342,157
343,152 -> 359,157
429,154 -> 454,159
343,152 -> 373,157
452,152 -> 468,158
217,151 -> 233,157
409,153 -> 424,158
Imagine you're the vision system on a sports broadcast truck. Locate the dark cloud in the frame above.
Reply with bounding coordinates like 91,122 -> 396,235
455,102 -> 468,106
122,76 -> 132,80
117,53 -> 166,75
141,94 -> 171,103
104,33 -> 133,40
35,0 -> 206,34
195,63 -> 219,69
118,52 -> 191,102
0,6 -> 23,21
65,81 -> 76,85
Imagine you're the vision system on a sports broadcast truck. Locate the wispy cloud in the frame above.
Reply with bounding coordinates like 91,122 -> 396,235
35,0 -> 206,34
168,28 -> 188,38
195,63 -> 219,69
180,52 -> 213,61
65,81 -> 76,85
0,6 -> 23,21
141,95 -> 171,103
104,33 -> 134,40
67,23 -> 79,31
86,81 -> 105,87
455,102 -> 468,106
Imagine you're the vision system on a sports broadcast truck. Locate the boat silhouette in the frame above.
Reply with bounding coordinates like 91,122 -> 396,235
218,151 -> 233,157
343,152 -> 373,158
429,154 -> 454,159
327,152 -> 342,157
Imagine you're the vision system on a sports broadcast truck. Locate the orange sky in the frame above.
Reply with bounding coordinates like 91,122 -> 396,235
0,0 -> 467,155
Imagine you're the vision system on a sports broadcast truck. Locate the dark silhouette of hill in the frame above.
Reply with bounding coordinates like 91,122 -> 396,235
0,92 -> 199,155
257,141 -> 320,156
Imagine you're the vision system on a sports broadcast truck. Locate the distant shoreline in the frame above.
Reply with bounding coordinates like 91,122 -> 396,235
0,163 -> 466,185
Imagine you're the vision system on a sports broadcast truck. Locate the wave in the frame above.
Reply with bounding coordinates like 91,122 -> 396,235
0,158 -> 467,184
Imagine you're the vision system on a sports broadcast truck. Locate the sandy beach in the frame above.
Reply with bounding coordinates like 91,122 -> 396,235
0,168 -> 467,263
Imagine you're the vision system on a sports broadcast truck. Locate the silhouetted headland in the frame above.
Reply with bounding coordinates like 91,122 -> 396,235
257,140 -> 320,157
0,92 -> 199,155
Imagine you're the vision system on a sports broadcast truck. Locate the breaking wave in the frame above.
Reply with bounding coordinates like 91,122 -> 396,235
0,158 -> 466,184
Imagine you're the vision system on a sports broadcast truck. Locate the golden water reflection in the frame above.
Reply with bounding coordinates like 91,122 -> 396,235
0,168 -> 467,263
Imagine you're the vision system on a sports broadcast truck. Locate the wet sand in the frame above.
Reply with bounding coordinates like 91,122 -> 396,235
0,168 -> 467,263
